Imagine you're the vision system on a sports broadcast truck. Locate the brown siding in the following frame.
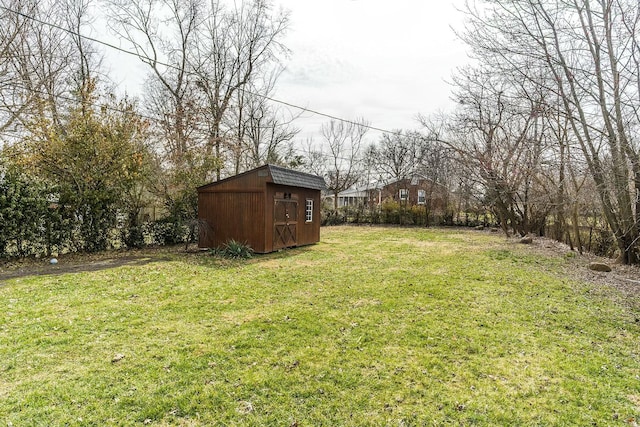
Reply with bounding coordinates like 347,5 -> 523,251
198,168 -> 270,193
265,184 -> 320,252
265,185 -> 276,253
198,167 -> 322,253
297,187 -> 321,247
198,191 -> 266,253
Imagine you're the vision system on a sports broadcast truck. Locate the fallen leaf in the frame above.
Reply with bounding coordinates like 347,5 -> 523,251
111,353 -> 125,363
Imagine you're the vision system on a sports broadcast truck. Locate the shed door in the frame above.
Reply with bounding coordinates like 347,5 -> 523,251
274,198 -> 298,249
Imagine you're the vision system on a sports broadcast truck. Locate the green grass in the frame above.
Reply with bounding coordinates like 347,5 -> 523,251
2,226 -> 640,425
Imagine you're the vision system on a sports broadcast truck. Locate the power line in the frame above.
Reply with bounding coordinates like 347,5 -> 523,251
0,89 -> 364,164
3,83 -> 158,121
1,82 -> 307,134
0,5 -> 404,137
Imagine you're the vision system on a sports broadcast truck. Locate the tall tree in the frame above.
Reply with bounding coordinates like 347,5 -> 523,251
192,0 -> 289,179
106,0 -> 212,226
106,0 -> 290,228
106,0 -> 203,158
369,130 -> 429,184
0,0 -> 35,134
422,65 -> 554,236
0,0 -> 75,134
458,0 -> 640,263
230,73 -> 300,171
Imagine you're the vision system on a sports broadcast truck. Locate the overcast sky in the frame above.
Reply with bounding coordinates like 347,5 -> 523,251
104,0 -> 469,144
273,0 -> 469,142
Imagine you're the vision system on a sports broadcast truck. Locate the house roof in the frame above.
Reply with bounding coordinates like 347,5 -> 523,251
325,188 -> 371,198
268,165 -> 326,190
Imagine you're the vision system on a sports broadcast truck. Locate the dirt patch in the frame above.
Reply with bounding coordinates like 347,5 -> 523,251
0,245 -> 195,283
517,235 -> 640,309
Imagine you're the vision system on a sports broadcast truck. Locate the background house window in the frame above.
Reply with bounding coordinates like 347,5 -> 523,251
399,189 -> 408,201
418,189 -> 426,204
305,199 -> 313,222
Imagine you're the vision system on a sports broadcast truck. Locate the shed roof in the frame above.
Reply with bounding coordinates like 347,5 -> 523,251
268,165 -> 326,190
197,164 -> 326,191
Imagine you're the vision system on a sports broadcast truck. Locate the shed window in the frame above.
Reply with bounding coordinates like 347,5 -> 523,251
305,199 -> 313,222
418,189 -> 426,204
399,189 -> 408,201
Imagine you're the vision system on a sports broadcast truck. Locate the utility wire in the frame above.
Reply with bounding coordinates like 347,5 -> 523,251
0,87 -> 367,163
1,84 -> 156,121
0,5 -> 404,137
1,82 -> 310,133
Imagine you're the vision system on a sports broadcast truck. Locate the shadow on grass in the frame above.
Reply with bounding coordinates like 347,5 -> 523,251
192,244 -> 316,268
0,255 -> 172,283
0,244 -> 317,283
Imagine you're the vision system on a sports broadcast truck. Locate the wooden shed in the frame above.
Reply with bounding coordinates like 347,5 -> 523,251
197,164 -> 326,253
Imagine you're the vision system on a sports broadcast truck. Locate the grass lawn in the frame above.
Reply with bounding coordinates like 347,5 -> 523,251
2,226 -> 640,425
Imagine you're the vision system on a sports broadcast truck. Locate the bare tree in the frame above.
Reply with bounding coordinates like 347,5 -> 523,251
240,96 -> 300,170
458,0 -> 640,263
0,0 -> 75,134
192,0 -> 289,179
106,0 -> 289,180
105,0 -> 212,225
106,0 -> 202,162
64,0 -> 104,110
0,0 -> 35,134
422,65 -> 554,236
225,68 -> 300,172
305,119 -> 369,211
368,130 -> 428,184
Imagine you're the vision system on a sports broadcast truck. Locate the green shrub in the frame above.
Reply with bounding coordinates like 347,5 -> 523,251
409,205 -> 427,226
210,239 -> 254,259
146,219 -> 189,245
381,198 -> 400,224
0,165 -> 67,258
321,209 -> 345,226
122,224 -> 146,249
